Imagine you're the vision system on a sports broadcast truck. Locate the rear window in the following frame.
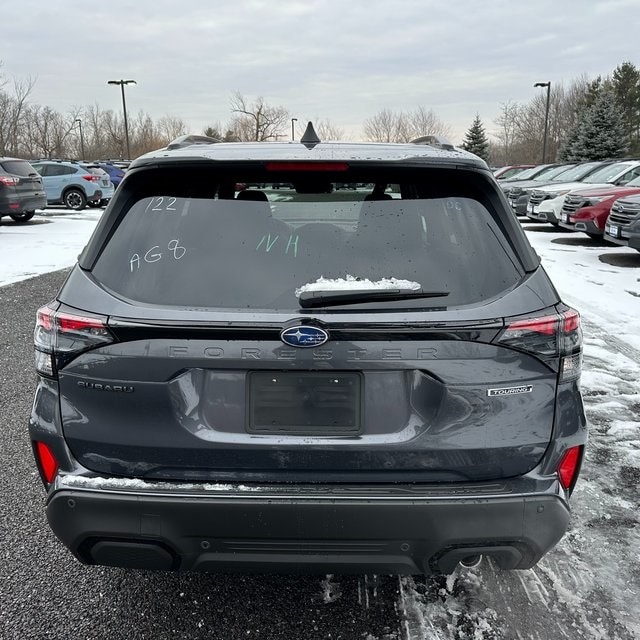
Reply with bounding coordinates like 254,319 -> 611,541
513,166 -> 544,180
534,164 -> 575,181
92,170 -> 524,310
583,162 -> 635,184
81,165 -> 107,175
1,160 -> 35,177
551,162 -> 603,182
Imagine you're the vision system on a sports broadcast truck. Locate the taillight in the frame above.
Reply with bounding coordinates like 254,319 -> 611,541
265,162 -> 349,171
34,304 -> 114,377
82,174 -> 100,182
558,445 -> 583,491
34,441 -> 59,485
0,175 -> 20,186
496,307 -> 582,381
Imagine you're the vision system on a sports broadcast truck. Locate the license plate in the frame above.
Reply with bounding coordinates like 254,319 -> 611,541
528,202 -> 535,213
563,214 -> 570,223
609,224 -> 619,237
248,371 -> 362,435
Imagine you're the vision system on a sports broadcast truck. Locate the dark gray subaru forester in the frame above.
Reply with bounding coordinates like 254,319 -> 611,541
30,126 -> 586,575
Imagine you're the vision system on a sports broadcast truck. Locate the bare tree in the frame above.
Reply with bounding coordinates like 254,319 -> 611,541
157,115 -> 187,143
24,105 -> 80,158
406,106 -> 452,141
363,108 -> 406,142
229,92 -> 290,141
0,68 -> 36,155
364,107 -> 451,143
493,101 -> 521,164
315,119 -> 345,141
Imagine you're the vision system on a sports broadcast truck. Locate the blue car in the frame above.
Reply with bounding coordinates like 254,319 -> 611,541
97,162 -> 126,189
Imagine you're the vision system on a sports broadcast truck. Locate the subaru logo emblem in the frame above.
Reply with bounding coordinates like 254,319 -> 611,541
280,325 -> 329,348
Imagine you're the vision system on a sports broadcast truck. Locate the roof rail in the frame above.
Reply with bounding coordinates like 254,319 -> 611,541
166,134 -> 221,151
410,135 -> 455,151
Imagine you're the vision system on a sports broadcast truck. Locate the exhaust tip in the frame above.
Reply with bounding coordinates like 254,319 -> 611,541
459,554 -> 482,569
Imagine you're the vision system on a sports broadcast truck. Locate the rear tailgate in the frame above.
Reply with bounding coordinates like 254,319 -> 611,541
0,160 -> 45,196
57,320 -> 558,483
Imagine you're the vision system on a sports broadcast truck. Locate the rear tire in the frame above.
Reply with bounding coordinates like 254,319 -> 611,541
63,189 -> 86,211
9,211 -> 35,222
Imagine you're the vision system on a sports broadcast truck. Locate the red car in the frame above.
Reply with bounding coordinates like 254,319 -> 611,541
557,176 -> 640,238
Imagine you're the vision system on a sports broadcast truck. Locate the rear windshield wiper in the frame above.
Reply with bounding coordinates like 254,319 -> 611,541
298,289 -> 449,309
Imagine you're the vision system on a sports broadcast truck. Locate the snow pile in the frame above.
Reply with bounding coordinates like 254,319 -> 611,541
61,475 -> 263,492
295,275 -> 421,297
399,571 -> 504,639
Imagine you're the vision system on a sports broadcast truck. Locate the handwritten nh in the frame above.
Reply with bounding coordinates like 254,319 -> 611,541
256,234 -> 299,257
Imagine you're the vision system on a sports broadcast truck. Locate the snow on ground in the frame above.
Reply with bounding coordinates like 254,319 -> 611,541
524,224 -> 640,352
1,211 -> 639,639
0,207 -> 103,287
393,225 -> 640,640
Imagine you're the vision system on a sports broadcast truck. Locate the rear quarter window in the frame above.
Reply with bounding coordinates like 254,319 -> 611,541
1,160 -> 36,176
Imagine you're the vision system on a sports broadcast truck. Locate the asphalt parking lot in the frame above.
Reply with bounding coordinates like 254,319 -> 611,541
0,270 -> 405,640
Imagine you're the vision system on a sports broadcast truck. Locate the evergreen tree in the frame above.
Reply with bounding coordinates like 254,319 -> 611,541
611,61 -> 640,153
569,89 -> 627,161
558,124 -> 580,161
461,115 -> 490,161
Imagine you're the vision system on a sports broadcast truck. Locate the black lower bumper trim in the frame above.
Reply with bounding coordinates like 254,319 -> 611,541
47,486 -> 570,574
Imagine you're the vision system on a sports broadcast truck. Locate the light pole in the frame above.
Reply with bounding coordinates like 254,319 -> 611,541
75,118 -> 85,161
107,79 -> 136,159
534,81 -> 551,163
291,117 -> 297,142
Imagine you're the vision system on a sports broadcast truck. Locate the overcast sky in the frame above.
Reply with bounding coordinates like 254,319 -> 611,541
2,0 -> 639,144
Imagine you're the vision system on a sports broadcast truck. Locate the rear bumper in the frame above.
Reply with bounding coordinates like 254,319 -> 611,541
47,476 -> 571,574
0,192 -> 47,214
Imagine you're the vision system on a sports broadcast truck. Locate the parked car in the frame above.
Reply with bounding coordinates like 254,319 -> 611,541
502,164 -> 578,215
30,160 -> 110,210
603,194 -> 640,250
557,176 -> 640,238
526,160 -> 640,225
30,129 -> 586,575
493,164 -> 535,180
80,164 -> 115,206
96,162 -> 126,190
0,157 -> 47,222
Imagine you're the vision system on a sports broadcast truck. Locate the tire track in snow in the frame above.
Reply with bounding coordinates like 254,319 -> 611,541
582,317 -> 640,364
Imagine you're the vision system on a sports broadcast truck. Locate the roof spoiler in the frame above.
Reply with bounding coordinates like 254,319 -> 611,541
166,134 -> 221,150
410,135 -> 455,151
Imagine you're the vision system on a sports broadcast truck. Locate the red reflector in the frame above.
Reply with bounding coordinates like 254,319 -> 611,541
265,162 -> 349,172
507,315 -> 558,336
56,312 -> 106,332
35,441 -> 59,484
563,309 -> 580,332
36,307 -> 54,331
558,446 -> 582,490
9,203 -> 20,210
